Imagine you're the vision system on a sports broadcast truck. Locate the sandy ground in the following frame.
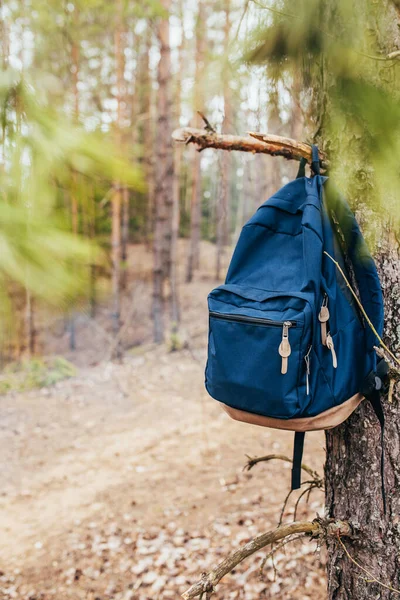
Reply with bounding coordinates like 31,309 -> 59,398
0,242 -> 326,600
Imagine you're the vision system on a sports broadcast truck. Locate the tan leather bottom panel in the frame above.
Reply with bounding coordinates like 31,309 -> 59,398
220,393 -> 364,432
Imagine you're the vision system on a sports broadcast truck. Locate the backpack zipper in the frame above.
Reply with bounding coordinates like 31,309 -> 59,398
278,321 -> 293,375
318,294 -> 337,368
318,293 -> 330,345
209,312 -> 297,328
304,345 -> 312,395
326,332 -> 338,368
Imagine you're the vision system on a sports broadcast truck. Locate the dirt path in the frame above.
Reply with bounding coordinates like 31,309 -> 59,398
0,255 -> 327,600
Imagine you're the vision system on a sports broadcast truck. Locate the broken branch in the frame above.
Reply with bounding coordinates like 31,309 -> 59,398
182,519 -> 351,599
172,127 -> 328,168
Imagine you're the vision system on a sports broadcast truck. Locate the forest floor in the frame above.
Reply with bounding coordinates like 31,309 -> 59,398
0,242 -> 326,600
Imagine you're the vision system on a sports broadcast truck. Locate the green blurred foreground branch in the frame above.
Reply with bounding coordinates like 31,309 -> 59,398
0,69 -> 144,316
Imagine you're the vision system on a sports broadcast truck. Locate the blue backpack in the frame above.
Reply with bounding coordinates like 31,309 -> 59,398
205,146 -> 388,498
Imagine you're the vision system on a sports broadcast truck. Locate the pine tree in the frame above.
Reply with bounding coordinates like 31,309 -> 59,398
246,1 -> 400,596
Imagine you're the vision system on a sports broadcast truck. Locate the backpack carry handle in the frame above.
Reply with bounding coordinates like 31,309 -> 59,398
295,145 -> 321,178
311,144 -> 321,175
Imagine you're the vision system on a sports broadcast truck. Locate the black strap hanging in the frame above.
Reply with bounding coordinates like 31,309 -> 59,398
296,157 -> 307,179
367,389 -> 386,513
291,431 -> 305,490
361,359 -> 389,514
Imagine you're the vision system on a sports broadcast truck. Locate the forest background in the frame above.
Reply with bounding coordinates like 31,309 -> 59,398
0,0 -> 306,368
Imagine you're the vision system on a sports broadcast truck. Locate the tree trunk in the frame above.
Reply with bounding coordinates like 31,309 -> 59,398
111,0 -> 125,350
88,189 -> 97,319
325,233 -> 400,599
69,16 -> 80,351
265,87 -> 282,197
186,0 -> 207,283
170,0 -> 184,336
170,144 -> 181,336
321,4 -> 400,597
152,0 -> 174,343
215,0 -> 232,280
136,24 -> 154,247
121,186 -> 129,290
24,290 -> 35,357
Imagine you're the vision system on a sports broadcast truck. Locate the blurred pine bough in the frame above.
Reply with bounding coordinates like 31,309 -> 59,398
0,68 -> 144,343
243,0 -> 400,222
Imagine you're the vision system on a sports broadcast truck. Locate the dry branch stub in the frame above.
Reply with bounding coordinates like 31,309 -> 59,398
172,127 -> 328,169
182,518 -> 351,599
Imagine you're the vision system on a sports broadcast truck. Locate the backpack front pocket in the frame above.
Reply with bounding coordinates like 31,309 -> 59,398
205,285 -> 311,419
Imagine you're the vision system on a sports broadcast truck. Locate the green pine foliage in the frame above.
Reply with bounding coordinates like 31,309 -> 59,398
0,68 -> 143,312
244,0 -> 400,220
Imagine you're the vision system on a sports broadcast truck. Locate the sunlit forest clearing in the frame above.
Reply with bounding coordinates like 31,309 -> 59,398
1,0 -> 400,598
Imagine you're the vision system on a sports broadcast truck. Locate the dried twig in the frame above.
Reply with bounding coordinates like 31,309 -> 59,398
293,485 -> 317,521
243,454 -> 323,526
182,519 -> 351,599
172,127 -> 328,168
197,111 -> 216,133
259,533 -> 307,575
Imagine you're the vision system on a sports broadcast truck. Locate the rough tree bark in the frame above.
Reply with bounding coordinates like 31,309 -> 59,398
325,234 -> 400,599
153,0 -> 174,343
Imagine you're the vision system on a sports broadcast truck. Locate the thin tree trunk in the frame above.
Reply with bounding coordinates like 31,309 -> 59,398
215,155 -> 228,281
24,291 -> 35,356
111,0 -> 125,351
265,86 -> 282,197
121,186 -> 129,289
139,25 -> 154,248
215,0 -> 232,280
186,145 -> 201,282
69,16 -> 80,352
170,145 -> 181,335
88,189 -> 97,319
186,0 -> 207,283
170,0 -> 184,336
152,0 -> 174,343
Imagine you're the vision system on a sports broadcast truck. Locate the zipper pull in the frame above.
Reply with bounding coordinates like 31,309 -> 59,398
326,333 -> 337,368
304,346 -> 312,395
318,294 -> 330,346
278,321 -> 292,375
